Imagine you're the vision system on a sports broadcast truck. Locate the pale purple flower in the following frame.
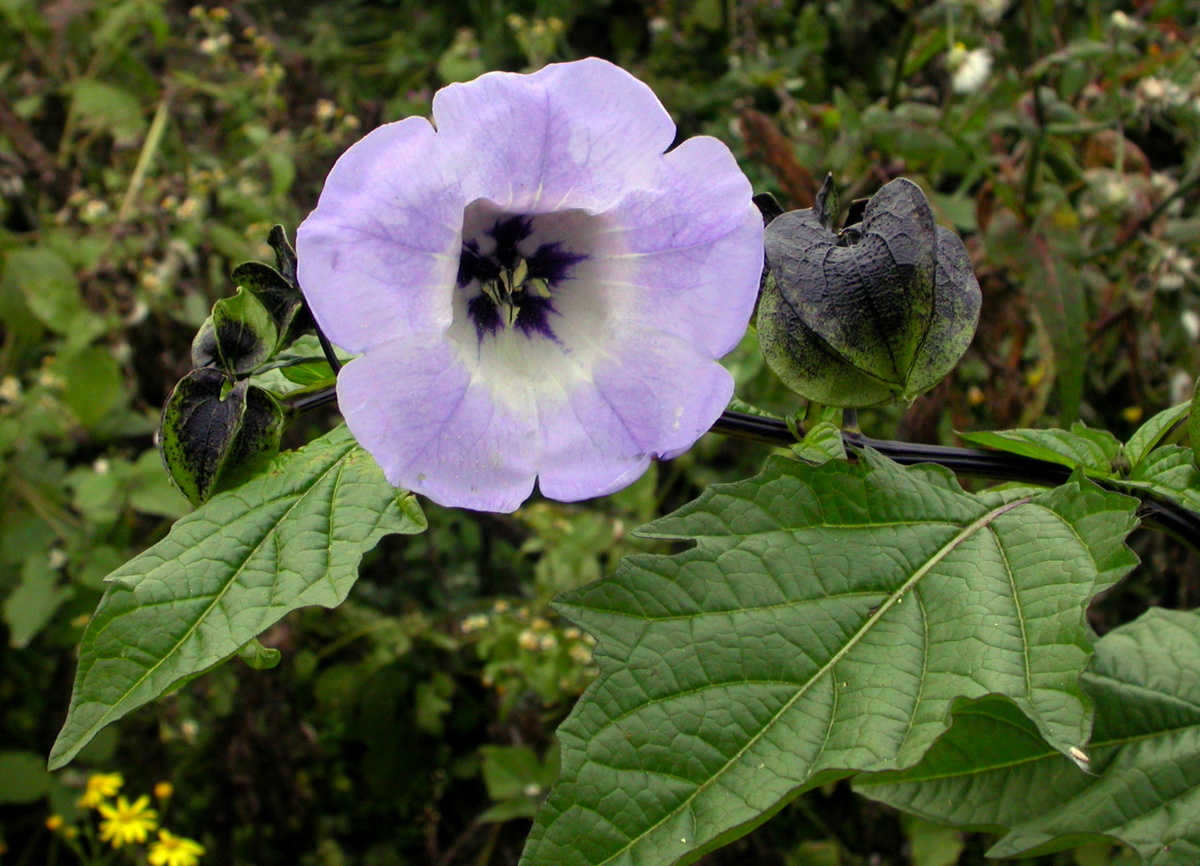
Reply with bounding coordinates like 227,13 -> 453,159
297,58 -> 763,512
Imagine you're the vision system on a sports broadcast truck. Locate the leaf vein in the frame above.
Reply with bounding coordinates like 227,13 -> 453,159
588,496 -> 1032,865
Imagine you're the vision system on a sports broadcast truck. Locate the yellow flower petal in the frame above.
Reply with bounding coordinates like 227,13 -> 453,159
98,795 -> 158,848
148,829 -> 206,866
77,772 -> 124,809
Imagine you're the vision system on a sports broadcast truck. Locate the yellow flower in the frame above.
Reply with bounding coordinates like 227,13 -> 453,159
148,829 -> 205,866
98,795 -> 158,848
154,781 -> 175,801
45,814 -> 65,831
78,772 -> 124,808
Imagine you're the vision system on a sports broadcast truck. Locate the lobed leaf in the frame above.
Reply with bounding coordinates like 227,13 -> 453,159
1119,446 -> 1200,514
1125,401 -> 1188,469
857,608 -> 1200,865
49,425 -> 425,769
521,454 -> 1138,866
961,423 -> 1121,476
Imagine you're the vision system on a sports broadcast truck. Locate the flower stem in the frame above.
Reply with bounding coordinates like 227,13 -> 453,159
283,384 -> 338,415
314,322 -> 343,373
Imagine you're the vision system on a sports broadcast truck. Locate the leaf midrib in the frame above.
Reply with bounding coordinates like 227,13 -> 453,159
586,496 -> 1031,866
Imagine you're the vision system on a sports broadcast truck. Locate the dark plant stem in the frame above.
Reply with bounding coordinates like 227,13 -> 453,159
281,389 -> 1200,550
712,411 -> 1070,483
314,322 -> 343,373
283,385 -> 338,415
714,410 -> 1200,551
712,411 -> 1073,483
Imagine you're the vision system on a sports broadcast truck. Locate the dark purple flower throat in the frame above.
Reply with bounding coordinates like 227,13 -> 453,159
458,212 -> 588,342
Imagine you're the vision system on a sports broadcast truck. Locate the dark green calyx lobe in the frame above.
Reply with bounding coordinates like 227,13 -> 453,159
160,368 -> 284,507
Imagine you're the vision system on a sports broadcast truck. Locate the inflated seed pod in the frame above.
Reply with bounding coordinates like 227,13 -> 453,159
757,177 -> 981,407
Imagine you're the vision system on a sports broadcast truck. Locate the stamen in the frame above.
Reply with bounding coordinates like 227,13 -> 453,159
511,257 -> 529,288
481,278 -> 505,309
480,256 -> 555,329
459,210 -> 588,341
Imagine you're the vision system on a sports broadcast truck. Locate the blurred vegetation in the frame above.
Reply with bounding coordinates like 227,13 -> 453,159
0,0 -> 1197,864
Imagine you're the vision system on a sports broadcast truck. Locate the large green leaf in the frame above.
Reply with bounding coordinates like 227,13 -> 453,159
521,453 -> 1138,866
855,696 -> 1087,831
49,425 -> 425,769
856,608 -> 1200,865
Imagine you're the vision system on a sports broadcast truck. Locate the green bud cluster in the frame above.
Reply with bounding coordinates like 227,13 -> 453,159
161,227 -> 310,506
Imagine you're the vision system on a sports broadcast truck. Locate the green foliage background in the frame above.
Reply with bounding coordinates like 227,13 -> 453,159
0,0 -> 1197,863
